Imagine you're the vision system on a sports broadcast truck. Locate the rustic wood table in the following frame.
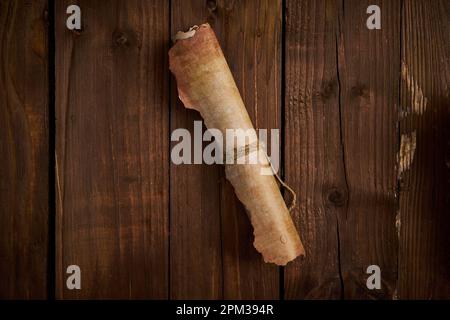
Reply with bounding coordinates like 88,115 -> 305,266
0,0 -> 448,299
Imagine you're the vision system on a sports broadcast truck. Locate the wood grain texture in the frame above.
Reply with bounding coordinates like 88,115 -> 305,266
285,0 -> 400,299
398,0 -> 450,299
170,0 -> 281,299
55,0 -> 169,299
1,0 -> 447,300
0,0 -> 48,299
284,0 -> 344,299
337,0 -> 400,299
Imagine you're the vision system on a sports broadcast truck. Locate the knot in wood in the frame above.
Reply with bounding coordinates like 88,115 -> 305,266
327,188 -> 347,207
351,83 -> 370,99
114,32 -> 128,45
206,0 -> 217,12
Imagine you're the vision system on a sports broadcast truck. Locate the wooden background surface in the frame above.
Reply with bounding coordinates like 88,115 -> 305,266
0,0 -> 449,299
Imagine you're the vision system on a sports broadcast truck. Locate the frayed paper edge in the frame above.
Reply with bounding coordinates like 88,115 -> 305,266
172,23 -> 212,42
173,25 -> 199,42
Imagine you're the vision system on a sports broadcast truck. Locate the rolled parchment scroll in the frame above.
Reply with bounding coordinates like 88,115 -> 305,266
169,23 -> 304,265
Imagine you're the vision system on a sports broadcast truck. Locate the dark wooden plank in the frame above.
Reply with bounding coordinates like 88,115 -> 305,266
0,0 -> 48,299
170,0 -> 281,299
170,1 -> 222,299
398,0 -> 450,299
55,0 -> 169,298
215,0 -> 281,300
285,0 -> 401,299
336,0 -> 401,299
284,0 -> 344,299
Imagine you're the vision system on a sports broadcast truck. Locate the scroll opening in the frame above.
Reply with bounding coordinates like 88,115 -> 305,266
173,24 -> 210,42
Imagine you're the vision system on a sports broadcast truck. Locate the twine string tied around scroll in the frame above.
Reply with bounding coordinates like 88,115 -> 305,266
229,141 -> 297,212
